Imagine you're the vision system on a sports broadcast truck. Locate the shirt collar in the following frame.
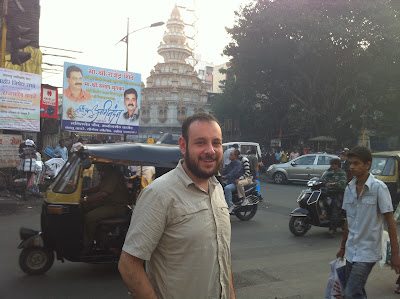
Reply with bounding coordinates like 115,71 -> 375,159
348,173 -> 373,190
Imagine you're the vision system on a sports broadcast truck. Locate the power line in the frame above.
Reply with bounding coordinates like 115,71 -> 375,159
40,45 -> 83,53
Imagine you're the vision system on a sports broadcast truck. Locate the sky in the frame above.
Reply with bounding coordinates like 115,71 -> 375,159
39,0 -> 252,90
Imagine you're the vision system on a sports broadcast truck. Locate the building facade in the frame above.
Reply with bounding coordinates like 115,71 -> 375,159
135,6 -> 211,141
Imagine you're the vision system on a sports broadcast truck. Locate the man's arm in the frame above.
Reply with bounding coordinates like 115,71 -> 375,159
384,212 -> 400,274
336,219 -> 348,258
118,251 -> 157,299
229,270 -> 236,299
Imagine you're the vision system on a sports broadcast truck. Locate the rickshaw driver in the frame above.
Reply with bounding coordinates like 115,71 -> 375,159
80,163 -> 130,252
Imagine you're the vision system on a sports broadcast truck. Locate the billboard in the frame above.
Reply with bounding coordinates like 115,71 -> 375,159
0,68 -> 41,132
0,134 -> 22,168
40,86 -> 58,119
62,62 -> 141,135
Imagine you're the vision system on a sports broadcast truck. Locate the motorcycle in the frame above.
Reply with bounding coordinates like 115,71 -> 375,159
288,174 -> 345,236
219,178 -> 262,221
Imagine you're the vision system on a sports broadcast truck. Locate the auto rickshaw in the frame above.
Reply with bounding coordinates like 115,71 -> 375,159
17,142 -> 183,275
371,151 -> 400,208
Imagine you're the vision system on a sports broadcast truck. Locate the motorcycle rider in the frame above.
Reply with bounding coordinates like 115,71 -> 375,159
221,149 -> 242,213
325,158 -> 347,236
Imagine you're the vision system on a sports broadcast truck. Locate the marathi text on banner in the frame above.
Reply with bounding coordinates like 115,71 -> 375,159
62,62 -> 141,135
0,68 -> 41,132
0,134 -> 22,168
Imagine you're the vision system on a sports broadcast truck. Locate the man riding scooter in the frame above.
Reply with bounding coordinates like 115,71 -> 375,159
324,158 -> 347,237
221,149 -> 242,213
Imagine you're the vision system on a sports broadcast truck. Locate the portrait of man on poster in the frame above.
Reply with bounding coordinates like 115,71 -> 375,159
121,88 -> 140,126
63,65 -> 92,102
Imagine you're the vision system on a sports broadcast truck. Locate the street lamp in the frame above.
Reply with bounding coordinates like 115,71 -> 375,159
116,19 -> 165,71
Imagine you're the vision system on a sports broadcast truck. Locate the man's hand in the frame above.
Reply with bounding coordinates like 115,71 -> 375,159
234,179 -> 239,185
336,248 -> 345,258
391,254 -> 400,274
326,182 -> 335,187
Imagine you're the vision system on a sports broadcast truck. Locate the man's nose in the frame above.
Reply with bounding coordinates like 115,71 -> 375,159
204,142 -> 216,154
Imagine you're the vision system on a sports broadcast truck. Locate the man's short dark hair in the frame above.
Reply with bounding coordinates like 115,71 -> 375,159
66,65 -> 83,78
250,147 -> 256,154
233,149 -> 240,157
347,146 -> 372,164
330,158 -> 341,167
124,88 -> 138,99
181,113 -> 221,141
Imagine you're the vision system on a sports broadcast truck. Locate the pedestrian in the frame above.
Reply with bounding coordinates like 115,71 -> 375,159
54,140 -> 68,161
336,146 -> 400,298
248,147 -> 259,178
289,148 -> 300,161
118,113 -> 235,299
339,151 -> 352,183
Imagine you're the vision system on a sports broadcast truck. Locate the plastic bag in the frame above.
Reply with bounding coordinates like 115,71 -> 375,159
325,258 -> 346,299
380,230 -> 391,267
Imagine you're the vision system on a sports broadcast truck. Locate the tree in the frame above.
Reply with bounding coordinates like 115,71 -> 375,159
218,0 -> 400,148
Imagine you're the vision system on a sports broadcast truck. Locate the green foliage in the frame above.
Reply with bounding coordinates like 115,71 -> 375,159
217,0 -> 400,147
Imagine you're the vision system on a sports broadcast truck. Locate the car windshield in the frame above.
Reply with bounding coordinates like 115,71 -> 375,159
52,154 -> 81,194
370,157 -> 395,176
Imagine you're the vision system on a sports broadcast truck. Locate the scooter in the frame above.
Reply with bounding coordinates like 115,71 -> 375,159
288,174 -> 345,236
219,179 -> 262,221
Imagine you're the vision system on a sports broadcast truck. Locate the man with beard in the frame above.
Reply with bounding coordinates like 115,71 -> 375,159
121,88 -> 140,126
63,65 -> 92,102
119,113 -> 235,299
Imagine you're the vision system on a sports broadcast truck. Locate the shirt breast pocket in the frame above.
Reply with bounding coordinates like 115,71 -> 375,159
170,202 -> 210,225
343,196 -> 356,218
361,196 -> 377,206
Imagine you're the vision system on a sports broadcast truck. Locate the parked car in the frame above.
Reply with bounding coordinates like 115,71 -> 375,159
266,153 -> 338,184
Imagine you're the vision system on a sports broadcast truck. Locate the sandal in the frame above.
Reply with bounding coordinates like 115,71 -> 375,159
395,285 -> 400,294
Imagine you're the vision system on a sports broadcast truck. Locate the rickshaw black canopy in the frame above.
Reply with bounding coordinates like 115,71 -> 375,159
81,142 -> 183,168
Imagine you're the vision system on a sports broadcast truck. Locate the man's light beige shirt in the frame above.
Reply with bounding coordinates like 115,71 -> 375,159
123,160 -> 232,299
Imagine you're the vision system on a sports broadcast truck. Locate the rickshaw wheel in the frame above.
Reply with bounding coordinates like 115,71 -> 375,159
19,247 -> 54,275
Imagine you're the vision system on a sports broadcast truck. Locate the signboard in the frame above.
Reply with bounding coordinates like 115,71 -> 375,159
44,145 -> 55,158
270,138 -> 281,147
0,134 -> 22,168
0,68 -> 41,132
62,62 -> 141,135
40,86 -> 58,119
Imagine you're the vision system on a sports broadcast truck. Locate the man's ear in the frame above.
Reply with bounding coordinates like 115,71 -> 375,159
179,137 -> 186,155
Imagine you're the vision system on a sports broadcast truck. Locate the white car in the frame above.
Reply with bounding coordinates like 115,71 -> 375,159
222,142 -> 262,159
266,153 -> 338,184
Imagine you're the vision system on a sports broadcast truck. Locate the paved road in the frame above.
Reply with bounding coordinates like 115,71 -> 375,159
0,179 -> 398,298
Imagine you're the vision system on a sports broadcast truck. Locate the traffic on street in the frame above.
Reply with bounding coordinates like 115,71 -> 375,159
1,178 -> 398,299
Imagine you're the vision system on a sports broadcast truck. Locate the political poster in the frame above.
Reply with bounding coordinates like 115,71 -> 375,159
0,68 -> 41,132
0,134 -> 22,168
40,86 -> 58,119
62,62 -> 141,135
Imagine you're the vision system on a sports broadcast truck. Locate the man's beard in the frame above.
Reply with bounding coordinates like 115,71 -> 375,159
184,144 -> 221,179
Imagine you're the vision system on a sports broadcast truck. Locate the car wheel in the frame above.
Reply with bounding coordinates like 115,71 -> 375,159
273,172 -> 287,184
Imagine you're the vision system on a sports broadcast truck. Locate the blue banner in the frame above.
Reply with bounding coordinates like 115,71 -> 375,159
62,62 -> 141,135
